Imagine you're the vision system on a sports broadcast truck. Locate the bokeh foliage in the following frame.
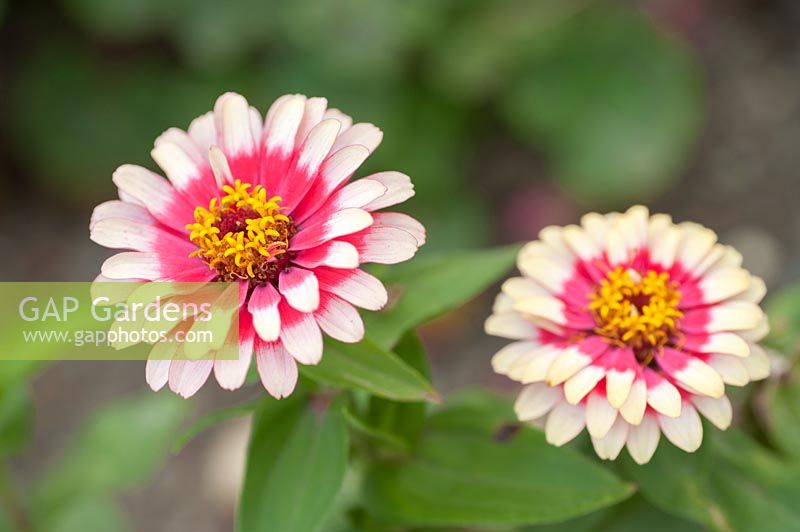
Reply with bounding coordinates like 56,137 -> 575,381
4,0 -> 702,250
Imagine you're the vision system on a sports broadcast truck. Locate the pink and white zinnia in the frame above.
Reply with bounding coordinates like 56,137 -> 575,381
91,92 -> 424,399
486,206 -> 769,464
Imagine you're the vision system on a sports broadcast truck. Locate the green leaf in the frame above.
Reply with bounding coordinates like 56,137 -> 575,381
367,331 -> 431,446
624,428 -> 800,531
364,245 -> 519,350
342,407 -> 409,454
587,495 -> 703,532
524,494 -> 703,531
172,401 -> 258,454
764,282 -> 800,358
302,338 -> 436,402
619,437 -> 717,526
238,394 -> 349,532
365,392 -> 633,527
38,393 -> 187,507
501,4 -> 702,206
764,375 -> 800,459
0,382 -> 33,456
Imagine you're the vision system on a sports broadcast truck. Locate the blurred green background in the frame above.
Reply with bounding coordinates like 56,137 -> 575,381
2,0 -> 800,530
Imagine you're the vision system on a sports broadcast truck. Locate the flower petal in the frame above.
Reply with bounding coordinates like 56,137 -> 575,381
90,200 -> 154,229
331,122 -> 382,153
314,267 -> 388,311
658,348 -> 725,398
659,403 -> 703,452
692,395 -> 732,430
214,309 -> 255,390
591,416 -> 628,460
112,165 -> 194,233
248,284 -> 282,342
314,293 -> 364,343
255,339 -> 298,399
585,392 -> 618,439
278,301 -> 323,365
341,225 -> 420,264
278,267 -> 320,313
290,208 -> 373,251
545,402 -> 586,447
514,382 -> 561,421
644,368 -> 682,418
361,171 -> 414,211
168,359 -> 213,399
370,212 -> 426,246
626,414 -> 660,464
292,241 -> 360,269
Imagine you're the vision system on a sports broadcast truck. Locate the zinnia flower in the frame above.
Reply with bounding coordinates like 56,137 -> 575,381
90,92 -> 424,398
486,206 -> 769,464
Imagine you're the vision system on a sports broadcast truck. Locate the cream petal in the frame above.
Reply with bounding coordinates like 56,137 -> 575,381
491,341 -> 539,375
492,293 -> 514,313
646,376 -> 682,418
546,346 -> 593,386
563,365 -> 605,405
738,317 -> 770,342
605,228 -> 628,266
692,395 -> 732,430
484,312 -> 537,340
707,302 -> 764,333
606,369 -> 635,408
591,416 -> 629,460
696,333 -> 750,358
696,268 -> 751,305
626,415 -> 660,464
512,345 -> 562,384
741,343 -> 771,381
545,403 -> 586,447
514,296 -> 568,326
649,226 -> 681,268
706,354 -> 749,386
501,277 -> 550,300
619,378 -> 647,425
585,393 -> 618,439
659,404 -> 703,452
618,205 -> 649,251
733,275 -> 767,304
562,225 -> 601,261
676,223 -> 717,272
673,358 -> 725,399
514,383 -> 561,421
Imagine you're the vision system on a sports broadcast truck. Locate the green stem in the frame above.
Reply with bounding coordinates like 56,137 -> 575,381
0,461 -> 31,532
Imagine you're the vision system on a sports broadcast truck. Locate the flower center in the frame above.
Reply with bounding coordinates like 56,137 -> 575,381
587,267 -> 683,357
187,180 -> 295,284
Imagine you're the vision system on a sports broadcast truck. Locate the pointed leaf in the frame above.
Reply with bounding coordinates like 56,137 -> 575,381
365,392 -> 633,527
238,394 -> 349,532
302,338 -> 436,402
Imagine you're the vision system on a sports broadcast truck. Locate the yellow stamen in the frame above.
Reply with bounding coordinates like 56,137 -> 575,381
186,179 -> 293,282
587,267 -> 683,350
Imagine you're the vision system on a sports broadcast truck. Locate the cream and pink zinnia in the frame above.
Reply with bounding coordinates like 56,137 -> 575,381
486,206 -> 770,464
90,92 -> 424,399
